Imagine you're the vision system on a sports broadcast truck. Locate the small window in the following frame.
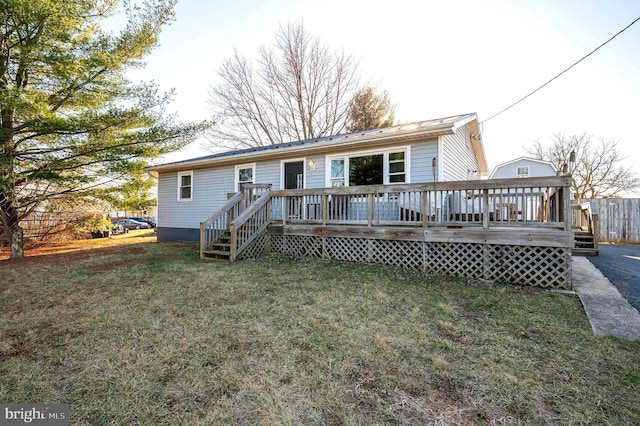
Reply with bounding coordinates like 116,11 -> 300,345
177,171 -> 193,201
388,151 -> 406,183
516,166 -> 529,178
236,164 -> 255,191
330,159 -> 345,187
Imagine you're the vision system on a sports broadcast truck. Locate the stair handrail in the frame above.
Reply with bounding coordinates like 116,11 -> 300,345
587,201 -> 599,253
571,201 -> 599,254
200,192 -> 243,260
229,191 -> 272,261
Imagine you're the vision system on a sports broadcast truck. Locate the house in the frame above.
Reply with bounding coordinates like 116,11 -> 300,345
147,113 -> 576,289
489,156 -> 558,179
148,113 -> 488,242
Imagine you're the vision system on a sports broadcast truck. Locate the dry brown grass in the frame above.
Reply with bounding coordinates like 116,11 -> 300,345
1,235 -> 639,424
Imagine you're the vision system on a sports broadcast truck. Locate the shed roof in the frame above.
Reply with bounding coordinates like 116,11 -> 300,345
488,156 -> 558,178
148,112 -> 487,173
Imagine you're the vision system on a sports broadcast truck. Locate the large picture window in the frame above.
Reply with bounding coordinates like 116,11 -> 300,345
177,171 -> 192,201
327,148 -> 407,187
349,154 -> 383,186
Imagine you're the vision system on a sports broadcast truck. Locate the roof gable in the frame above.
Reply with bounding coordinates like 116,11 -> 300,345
489,156 -> 558,178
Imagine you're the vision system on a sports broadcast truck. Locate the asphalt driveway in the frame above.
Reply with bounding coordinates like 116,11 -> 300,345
588,244 -> 640,312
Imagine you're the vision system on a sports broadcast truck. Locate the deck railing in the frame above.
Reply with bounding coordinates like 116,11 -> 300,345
572,201 -> 599,248
270,176 -> 572,230
200,183 -> 272,259
229,191 -> 272,261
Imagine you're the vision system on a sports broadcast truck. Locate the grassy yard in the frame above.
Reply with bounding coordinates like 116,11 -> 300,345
1,234 -> 639,425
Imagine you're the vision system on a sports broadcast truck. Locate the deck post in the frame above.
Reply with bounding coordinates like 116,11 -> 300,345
367,193 -> 374,227
322,195 -> 328,226
229,223 -> 238,262
482,189 -> 490,229
199,222 -> 205,260
421,190 -> 429,227
283,195 -> 288,225
563,184 -> 571,231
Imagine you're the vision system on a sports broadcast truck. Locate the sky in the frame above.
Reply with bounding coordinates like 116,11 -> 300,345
118,0 -> 639,189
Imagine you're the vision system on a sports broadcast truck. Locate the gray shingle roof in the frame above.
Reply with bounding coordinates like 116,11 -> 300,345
148,112 -> 478,172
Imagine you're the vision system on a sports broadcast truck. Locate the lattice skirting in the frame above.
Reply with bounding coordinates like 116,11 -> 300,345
266,235 -> 572,289
237,231 -> 269,261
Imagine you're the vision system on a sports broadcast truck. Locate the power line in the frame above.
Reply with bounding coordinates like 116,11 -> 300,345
481,16 -> 640,125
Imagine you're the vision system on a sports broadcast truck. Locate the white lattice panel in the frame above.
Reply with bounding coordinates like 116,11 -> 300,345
269,234 -> 285,253
325,237 -> 370,263
262,232 -> 572,289
370,240 -> 423,271
426,243 -> 484,278
486,245 -> 571,289
238,232 -> 269,260
284,235 -> 323,258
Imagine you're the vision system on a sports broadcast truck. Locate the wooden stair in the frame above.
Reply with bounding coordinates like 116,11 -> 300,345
202,231 -> 232,261
573,230 -> 599,257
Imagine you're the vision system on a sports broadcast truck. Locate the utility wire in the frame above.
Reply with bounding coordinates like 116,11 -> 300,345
481,16 -> 640,124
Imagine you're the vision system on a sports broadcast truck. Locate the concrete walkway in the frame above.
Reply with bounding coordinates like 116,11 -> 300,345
572,257 -> 640,340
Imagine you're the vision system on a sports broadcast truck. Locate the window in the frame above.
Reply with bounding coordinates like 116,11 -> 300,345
388,152 -> 406,183
236,164 -> 255,191
349,154 -> 383,186
330,159 -> 345,187
327,148 -> 407,187
177,171 -> 192,201
516,166 -> 529,178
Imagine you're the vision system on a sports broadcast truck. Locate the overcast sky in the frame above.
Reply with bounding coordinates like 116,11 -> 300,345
120,0 -> 640,185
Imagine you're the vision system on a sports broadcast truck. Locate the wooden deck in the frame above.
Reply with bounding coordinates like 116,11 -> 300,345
201,177 -> 576,289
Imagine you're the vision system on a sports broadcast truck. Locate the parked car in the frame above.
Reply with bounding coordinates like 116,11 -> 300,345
127,217 -> 156,228
114,219 -> 150,230
111,224 -> 128,235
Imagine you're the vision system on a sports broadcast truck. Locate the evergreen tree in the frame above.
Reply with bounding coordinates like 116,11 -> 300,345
346,86 -> 395,132
0,0 -> 207,258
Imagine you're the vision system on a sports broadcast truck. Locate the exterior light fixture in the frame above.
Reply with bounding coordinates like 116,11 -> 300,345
307,160 -> 316,170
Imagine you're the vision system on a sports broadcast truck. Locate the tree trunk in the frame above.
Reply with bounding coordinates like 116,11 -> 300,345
0,192 -> 24,258
11,227 -> 24,258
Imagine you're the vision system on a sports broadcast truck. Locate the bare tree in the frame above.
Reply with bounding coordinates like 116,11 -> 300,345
206,21 -> 360,150
346,86 -> 395,132
525,133 -> 639,199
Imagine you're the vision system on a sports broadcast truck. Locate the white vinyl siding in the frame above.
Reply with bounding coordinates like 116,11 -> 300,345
409,138 -> 439,183
441,124 -> 480,181
159,167 -> 236,228
490,159 -> 557,179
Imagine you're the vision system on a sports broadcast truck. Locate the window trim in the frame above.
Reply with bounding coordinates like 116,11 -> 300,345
325,146 -> 410,187
516,166 -> 530,178
235,163 -> 256,191
177,170 -> 193,202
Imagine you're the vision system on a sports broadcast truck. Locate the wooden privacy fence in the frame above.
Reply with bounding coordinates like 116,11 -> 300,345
581,198 -> 640,244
